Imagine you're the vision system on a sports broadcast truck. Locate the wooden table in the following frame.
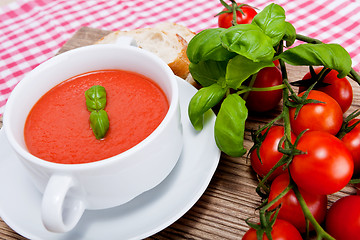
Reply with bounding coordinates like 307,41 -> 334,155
0,27 -> 357,240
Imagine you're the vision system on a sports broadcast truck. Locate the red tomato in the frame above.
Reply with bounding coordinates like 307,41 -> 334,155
300,67 -> 353,113
290,131 -> 353,195
268,173 -> 327,233
273,59 -> 280,68
250,126 -> 296,180
242,219 -> 302,240
245,67 -> 283,112
218,4 -> 257,28
341,119 -> 360,176
326,195 -> 360,240
289,90 -> 343,136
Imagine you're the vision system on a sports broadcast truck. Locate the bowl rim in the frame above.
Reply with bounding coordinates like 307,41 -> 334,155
3,44 -> 180,171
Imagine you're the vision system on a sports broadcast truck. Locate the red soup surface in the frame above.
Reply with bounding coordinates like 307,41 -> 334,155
24,69 -> 169,164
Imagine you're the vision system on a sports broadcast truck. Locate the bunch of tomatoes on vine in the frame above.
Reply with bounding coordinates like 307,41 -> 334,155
186,0 -> 360,239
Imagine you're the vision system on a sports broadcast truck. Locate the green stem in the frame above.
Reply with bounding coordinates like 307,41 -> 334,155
256,42 -> 295,196
262,182 -> 293,212
350,68 -> 360,85
256,153 -> 287,195
279,40 -> 333,239
231,0 -> 238,26
255,113 -> 284,136
242,73 -> 257,101
293,185 -> 335,240
296,33 -> 322,44
349,179 -> 360,184
258,180 -> 294,239
250,84 -> 286,92
237,84 -> 286,94
279,59 -> 292,143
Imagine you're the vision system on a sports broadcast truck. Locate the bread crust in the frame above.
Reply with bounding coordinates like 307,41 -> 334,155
167,34 -> 191,79
96,23 -> 195,81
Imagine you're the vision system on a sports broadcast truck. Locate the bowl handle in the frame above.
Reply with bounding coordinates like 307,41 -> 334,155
41,174 -> 86,233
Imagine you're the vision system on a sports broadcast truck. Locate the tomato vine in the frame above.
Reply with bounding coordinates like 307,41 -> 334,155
187,1 -> 360,239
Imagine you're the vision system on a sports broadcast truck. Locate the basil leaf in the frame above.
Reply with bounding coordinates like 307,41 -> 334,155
89,110 -> 110,140
85,85 -> 110,140
189,60 -> 228,87
220,24 -> 275,62
278,43 -> 352,78
85,85 -> 107,111
283,21 -> 296,47
226,55 -> 274,89
188,83 -> 227,131
214,94 -> 248,157
187,28 -> 236,64
251,3 -> 287,46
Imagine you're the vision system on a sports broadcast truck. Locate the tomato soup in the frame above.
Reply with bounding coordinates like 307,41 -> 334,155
24,70 -> 169,164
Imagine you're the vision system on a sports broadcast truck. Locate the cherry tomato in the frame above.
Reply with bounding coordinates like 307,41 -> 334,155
272,59 -> 280,68
300,67 -> 353,113
245,67 -> 283,112
218,3 -> 257,28
250,126 -> 296,180
341,118 -> 360,176
326,195 -> 360,240
268,173 -> 327,233
290,131 -> 353,195
242,219 -> 302,240
289,90 -> 343,136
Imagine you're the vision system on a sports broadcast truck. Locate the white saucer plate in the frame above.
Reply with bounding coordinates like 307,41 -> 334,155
0,77 -> 220,240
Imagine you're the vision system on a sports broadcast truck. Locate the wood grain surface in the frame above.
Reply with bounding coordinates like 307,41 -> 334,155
0,26 -> 357,240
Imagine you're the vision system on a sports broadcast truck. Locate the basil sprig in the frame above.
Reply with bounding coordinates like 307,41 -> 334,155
186,3 -> 352,157
85,85 -> 109,139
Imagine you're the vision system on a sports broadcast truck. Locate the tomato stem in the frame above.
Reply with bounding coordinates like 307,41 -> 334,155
336,109 -> 360,139
349,179 -> 360,184
231,0 -> 238,26
292,185 -> 335,240
256,153 -> 287,195
278,53 -> 292,143
261,180 -> 293,212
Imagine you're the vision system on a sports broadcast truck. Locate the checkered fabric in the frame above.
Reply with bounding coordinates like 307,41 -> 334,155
1,0 -> 360,114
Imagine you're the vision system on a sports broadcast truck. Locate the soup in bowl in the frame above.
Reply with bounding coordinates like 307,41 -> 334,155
3,43 -> 183,233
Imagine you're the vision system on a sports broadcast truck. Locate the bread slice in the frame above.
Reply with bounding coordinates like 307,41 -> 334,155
153,22 -> 196,43
96,22 -> 196,80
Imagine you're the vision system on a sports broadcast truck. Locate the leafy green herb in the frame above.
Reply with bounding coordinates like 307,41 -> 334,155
89,110 -> 109,140
85,85 -> 109,139
187,28 -> 236,64
188,83 -> 227,131
221,24 -> 275,62
225,55 -> 273,89
85,85 -> 107,112
251,3 -> 287,46
278,43 -> 352,78
189,60 -> 228,87
214,94 -> 248,157
283,22 -> 296,47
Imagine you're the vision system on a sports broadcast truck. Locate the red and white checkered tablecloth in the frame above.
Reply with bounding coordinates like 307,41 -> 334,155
1,0 -> 360,115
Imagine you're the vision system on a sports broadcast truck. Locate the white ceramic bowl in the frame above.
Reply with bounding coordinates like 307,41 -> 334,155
3,43 -> 183,233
